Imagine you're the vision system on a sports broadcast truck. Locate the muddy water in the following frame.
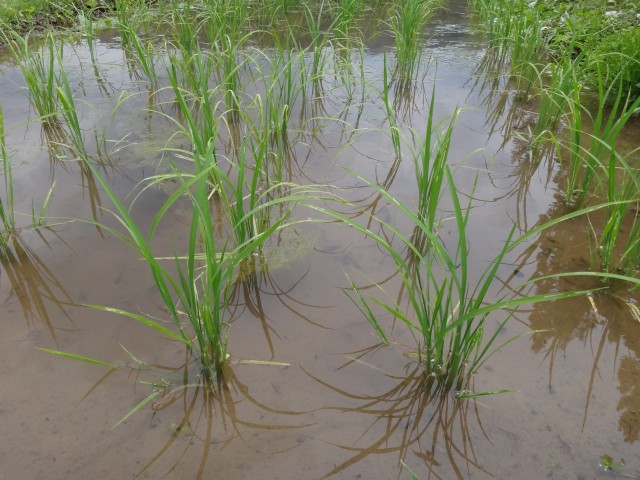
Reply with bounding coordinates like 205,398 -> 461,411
1,1 -> 640,479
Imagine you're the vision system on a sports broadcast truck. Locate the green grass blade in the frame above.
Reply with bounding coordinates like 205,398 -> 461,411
112,391 -> 161,429
36,347 -> 117,369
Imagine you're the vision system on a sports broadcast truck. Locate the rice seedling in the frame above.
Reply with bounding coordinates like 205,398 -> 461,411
0,108 -> 72,336
563,72 -> 640,209
171,45 -> 299,258
531,53 -> 579,142
388,0 -> 439,86
311,86 -> 611,392
86,135 -> 329,380
78,147 -> 273,380
591,157 -> 640,280
31,181 -> 55,229
77,8 -> 97,63
402,462 -> 421,480
320,163 -> 594,393
381,53 -> 403,161
212,33 -> 251,118
166,50 -> 219,173
302,0 -> 335,95
114,0 -> 135,46
0,104 -> 16,240
413,86 -> 457,241
77,78 -> 323,382
508,13 -> 545,100
117,21 -> 159,87
1,102 -> 58,233
470,0 -> 547,102
334,0 -> 363,44
198,0 -> 231,45
167,0 -> 200,57
470,0 -> 516,53
54,54 -> 89,161
114,0 -> 152,40
250,0 -> 282,29
204,135 -> 274,250
3,31 -> 60,126
250,40 -> 308,150
226,0 -> 249,36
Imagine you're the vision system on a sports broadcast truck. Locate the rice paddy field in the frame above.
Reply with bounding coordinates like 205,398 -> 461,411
1,0 -> 640,478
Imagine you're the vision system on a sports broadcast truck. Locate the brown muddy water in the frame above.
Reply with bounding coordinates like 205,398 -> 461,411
1,1 -> 640,479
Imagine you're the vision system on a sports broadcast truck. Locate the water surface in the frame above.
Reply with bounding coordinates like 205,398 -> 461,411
1,1 -> 639,479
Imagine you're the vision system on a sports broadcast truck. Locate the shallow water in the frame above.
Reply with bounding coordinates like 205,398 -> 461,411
1,1 -> 640,479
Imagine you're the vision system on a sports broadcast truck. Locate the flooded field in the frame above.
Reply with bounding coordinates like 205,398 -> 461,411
1,0 -> 639,479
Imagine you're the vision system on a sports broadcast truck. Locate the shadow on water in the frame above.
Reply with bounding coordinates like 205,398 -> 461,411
469,47 -> 561,231
93,354 -> 313,480
304,347 -> 493,480
528,286 -> 640,446
0,230 -> 73,340
510,196 -> 640,447
229,243 -> 334,358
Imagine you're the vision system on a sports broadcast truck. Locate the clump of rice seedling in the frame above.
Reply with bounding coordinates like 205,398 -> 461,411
78,73 -> 323,380
381,53 -> 403,161
590,149 -> 640,281
199,0 -> 232,45
54,53 -> 89,161
388,0 -> 439,87
0,104 -> 16,241
80,146 -> 273,381
3,31 -> 60,126
470,0 -> 514,49
212,33 -> 250,118
312,101 -> 596,393
334,0 -> 364,44
508,13 -> 545,100
77,8 -> 97,62
114,0 -> 153,39
83,137 -> 321,381
338,166 -> 591,394
302,0 -> 336,95
563,71 -> 640,209
531,52 -> 579,142
178,2 -> 201,53
117,20 -> 159,87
